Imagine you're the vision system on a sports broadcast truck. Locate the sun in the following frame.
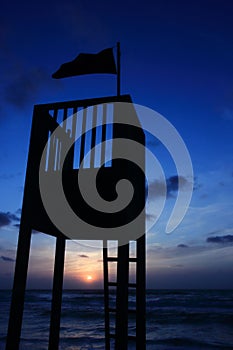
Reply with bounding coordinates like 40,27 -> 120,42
86,275 -> 93,282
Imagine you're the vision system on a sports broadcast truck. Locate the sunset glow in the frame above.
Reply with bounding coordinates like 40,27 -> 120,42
86,275 -> 93,282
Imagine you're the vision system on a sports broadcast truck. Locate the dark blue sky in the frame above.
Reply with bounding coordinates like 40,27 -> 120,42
0,0 -> 233,289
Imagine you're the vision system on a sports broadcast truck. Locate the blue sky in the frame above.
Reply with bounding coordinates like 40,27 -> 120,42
0,0 -> 233,289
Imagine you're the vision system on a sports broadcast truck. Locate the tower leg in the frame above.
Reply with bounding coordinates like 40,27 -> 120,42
6,224 -> 32,350
136,234 -> 146,350
48,235 -> 66,350
115,242 -> 129,350
103,240 -> 110,350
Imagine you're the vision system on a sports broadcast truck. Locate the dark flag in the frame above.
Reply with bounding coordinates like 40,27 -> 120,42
52,48 -> 117,79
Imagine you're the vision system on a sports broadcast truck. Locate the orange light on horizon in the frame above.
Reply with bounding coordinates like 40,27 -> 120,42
86,275 -> 94,282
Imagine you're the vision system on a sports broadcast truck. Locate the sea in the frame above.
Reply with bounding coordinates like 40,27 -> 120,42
0,289 -> 233,349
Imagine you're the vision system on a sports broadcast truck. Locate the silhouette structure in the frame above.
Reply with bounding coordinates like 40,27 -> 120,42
6,94 -> 146,350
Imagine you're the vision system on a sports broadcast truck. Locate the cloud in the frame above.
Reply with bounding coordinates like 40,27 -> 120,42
177,244 -> 189,248
16,208 -> 22,215
207,228 -> 233,236
1,255 -> 15,262
0,211 -> 20,228
0,213 -> 11,228
206,235 -> 233,244
4,68 -> 48,109
78,254 -> 89,258
149,179 -> 166,197
166,175 -> 194,197
149,175 -> 195,199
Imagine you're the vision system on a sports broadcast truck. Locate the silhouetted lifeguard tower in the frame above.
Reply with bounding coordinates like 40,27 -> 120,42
6,45 -> 146,350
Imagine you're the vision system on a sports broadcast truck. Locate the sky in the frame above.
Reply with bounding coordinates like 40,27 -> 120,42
0,0 -> 233,289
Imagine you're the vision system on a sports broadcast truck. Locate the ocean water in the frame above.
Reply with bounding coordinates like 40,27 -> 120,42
0,289 -> 233,349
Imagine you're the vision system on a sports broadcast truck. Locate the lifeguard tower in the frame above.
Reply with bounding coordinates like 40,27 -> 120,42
6,45 -> 146,350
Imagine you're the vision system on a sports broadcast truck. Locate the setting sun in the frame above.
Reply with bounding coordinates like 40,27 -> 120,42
86,275 -> 93,281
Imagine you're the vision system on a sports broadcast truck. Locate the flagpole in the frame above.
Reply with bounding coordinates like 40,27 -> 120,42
117,42 -> 121,96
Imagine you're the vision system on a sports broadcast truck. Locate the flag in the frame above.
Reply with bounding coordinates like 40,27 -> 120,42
52,48 -> 117,79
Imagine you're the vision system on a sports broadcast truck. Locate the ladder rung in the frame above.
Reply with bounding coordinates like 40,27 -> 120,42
108,282 -> 117,287
106,257 -> 137,262
107,257 -> 118,261
129,257 -> 137,262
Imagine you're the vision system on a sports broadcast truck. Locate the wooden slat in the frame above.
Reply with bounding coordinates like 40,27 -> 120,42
62,108 -> 68,131
79,107 -> 87,168
101,104 -> 107,166
71,107 -> 78,140
90,105 -> 97,168
53,109 -> 58,122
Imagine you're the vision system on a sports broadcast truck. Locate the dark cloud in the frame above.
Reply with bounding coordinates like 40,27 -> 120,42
16,208 -> 22,215
8,213 -> 20,222
149,179 -> 166,197
177,244 -> 189,248
0,211 -> 20,228
1,255 -> 15,262
4,68 -> 47,109
78,254 -> 89,258
149,175 -> 194,199
3,67 -> 61,111
206,235 -> 233,244
0,211 -> 20,227
166,175 -> 192,197
0,213 -> 11,227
